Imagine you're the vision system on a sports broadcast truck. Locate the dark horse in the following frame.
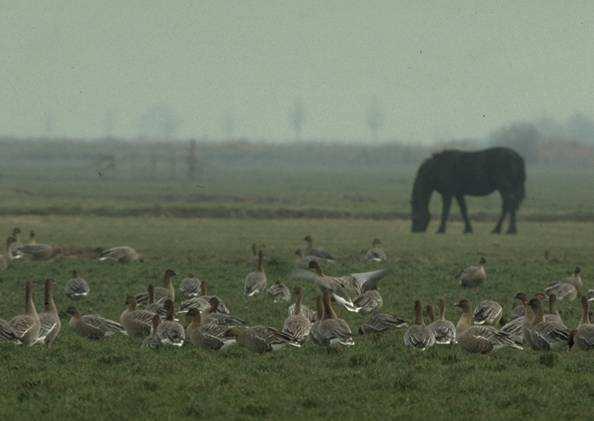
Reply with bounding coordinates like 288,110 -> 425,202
411,147 -> 525,234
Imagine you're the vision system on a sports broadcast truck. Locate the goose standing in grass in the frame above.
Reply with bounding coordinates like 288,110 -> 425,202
66,307 -> 126,340
473,300 -> 503,326
38,279 -> 61,348
455,299 -> 522,353
179,274 -> 201,299
136,269 -> 176,305
310,291 -> 354,348
186,308 -> 236,351
302,235 -> 335,262
0,319 -> 19,344
458,257 -> 487,290
569,296 -> 594,351
9,281 -> 41,346
142,314 -> 162,349
156,299 -> 185,347
282,287 -> 312,343
225,325 -> 301,353
267,281 -> 291,303
244,250 -> 267,298
364,238 -> 387,263
120,295 -> 157,338
428,299 -> 456,345
179,281 -> 230,315
359,310 -> 408,335
404,300 -> 435,350
65,270 -> 90,300
98,246 -> 142,263
544,266 -> 583,301
524,298 -> 569,351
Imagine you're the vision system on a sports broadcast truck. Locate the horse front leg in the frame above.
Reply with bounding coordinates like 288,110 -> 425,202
506,195 -> 518,234
455,195 -> 473,233
437,194 -> 452,234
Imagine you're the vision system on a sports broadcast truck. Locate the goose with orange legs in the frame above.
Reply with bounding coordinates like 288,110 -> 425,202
135,269 -> 176,305
38,279 -> 61,348
155,299 -> 185,347
455,299 -> 521,353
458,257 -> 487,290
428,299 -> 456,345
568,296 -> 594,351
404,300 -> 435,351
65,270 -> 90,300
9,281 -> 41,346
244,250 -> 267,298
310,290 -> 354,348
120,295 -> 157,338
186,308 -> 237,351
66,307 -> 126,340
282,287 -> 312,343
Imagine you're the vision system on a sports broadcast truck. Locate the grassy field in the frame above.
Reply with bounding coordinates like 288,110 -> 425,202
0,216 -> 593,420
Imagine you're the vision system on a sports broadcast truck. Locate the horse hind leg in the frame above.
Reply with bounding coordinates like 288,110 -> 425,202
436,195 -> 452,234
492,195 -> 509,234
506,194 -> 519,234
455,195 -> 473,233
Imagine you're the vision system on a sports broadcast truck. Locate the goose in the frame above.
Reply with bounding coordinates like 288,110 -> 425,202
120,295 -> 156,338
144,285 -> 168,319
294,249 -> 323,269
179,274 -> 201,299
64,270 -> 90,300
287,296 -> 317,323
136,269 -> 176,305
364,238 -> 387,263
359,310 -> 408,335
98,246 -> 142,263
38,279 -> 61,348
569,296 -> 594,351
15,241 -> 63,261
545,294 -> 567,328
302,235 -> 335,262
458,257 -> 487,290
509,292 -> 545,320
186,308 -> 236,351
267,282 -> 291,303
28,230 -> 37,245
403,300 -> 435,350
5,235 -> 23,262
155,299 -> 185,347
0,319 -> 19,344
202,297 -> 247,327
501,293 -> 533,344
544,266 -> 583,301
282,287 -> 312,343
310,290 -> 354,348
9,281 -> 41,346
524,298 -> 569,351
244,250 -> 267,298
473,300 -> 503,326
428,299 -> 456,345
454,299 -> 522,353
141,314 -> 162,349
178,281 -> 230,315
225,325 -> 301,353
66,307 -> 126,340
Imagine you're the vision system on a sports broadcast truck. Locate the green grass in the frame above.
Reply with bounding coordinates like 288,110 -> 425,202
0,217 -> 593,419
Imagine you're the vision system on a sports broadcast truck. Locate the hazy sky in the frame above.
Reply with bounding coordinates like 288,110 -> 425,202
1,1 -> 593,142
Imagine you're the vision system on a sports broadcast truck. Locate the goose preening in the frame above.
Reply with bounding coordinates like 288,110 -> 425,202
569,296 -> 594,351
66,307 -> 126,340
544,266 -> 583,301
473,300 -> 503,326
428,299 -> 456,345
455,299 -> 522,353
65,270 -> 90,300
136,269 -> 176,305
267,281 -> 291,303
120,295 -> 157,338
186,308 -> 236,351
310,291 -> 354,348
179,274 -> 201,299
9,281 -> 41,346
155,299 -> 185,347
302,235 -> 335,262
359,311 -> 407,335
38,279 -> 61,348
364,238 -> 387,263
458,257 -> 487,290
404,300 -> 435,350
98,246 -> 142,263
244,250 -> 267,298
523,298 -> 569,351
282,287 -> 312,343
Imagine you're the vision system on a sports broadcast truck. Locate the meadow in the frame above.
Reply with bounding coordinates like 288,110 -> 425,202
0,140 -> 593,420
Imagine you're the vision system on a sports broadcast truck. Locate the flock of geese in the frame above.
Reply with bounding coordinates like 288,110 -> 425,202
1,229 -> 593,354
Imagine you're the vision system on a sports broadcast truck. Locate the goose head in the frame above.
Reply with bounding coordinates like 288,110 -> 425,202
307,260 -> 323,276
372,238 -> 382,246
454,298 -> 472,314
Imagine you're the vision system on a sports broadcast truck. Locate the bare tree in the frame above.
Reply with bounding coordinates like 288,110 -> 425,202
289,99 -> 305,141
366,97 -> 384,142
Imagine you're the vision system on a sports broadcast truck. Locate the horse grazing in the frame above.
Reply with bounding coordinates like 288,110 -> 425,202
410,147 -> 526,234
